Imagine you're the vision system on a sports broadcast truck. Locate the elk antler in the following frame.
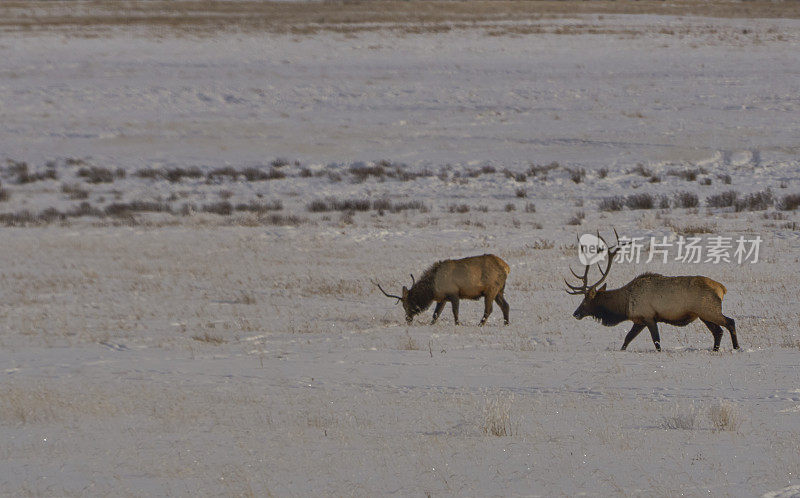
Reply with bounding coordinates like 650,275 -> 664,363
564,283 -> 587,295
564,228 -> 625,295
371,279 -> 402,302
410,273 -> 416,287
564,264 -> 590,294
590,228 -> 624,290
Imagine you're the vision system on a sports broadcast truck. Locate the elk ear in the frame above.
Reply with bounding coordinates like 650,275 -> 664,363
598,284 -> 607,292
402,286 -> 409,300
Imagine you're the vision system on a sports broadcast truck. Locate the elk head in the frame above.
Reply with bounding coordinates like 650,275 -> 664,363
373,274 -> 417,323
565,230 -> 622,319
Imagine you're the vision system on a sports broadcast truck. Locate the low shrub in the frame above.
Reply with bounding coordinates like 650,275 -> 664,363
625,193 -> 655,210
77,166 -> 121,184
234,200 -> 283,213
706,190 -> 738,208
449,204 -> 470,214
776,193 -> 800,211
202,201 -> 233,216
674,191 -> 699,208
599,196 -> 625,212
734,189 -> 773,212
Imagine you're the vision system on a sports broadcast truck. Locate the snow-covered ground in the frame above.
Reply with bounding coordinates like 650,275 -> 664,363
3,14 -> 800,170
2,10 -> 800,497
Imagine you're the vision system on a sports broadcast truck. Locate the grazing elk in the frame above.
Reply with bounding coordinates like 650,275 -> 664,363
373,254 -> 510,326
565,231 -> 738,352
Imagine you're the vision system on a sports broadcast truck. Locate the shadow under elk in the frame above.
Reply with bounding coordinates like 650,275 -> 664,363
373,254 -> 510,326
565,231 -> 738,352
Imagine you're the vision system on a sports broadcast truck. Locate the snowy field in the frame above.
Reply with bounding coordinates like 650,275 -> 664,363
2,2 -> 800,496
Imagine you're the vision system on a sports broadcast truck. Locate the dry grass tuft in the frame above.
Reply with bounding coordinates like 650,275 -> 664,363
399,333 -> 419,351
0,386 -> 64,424
667,221 -> 716,236
567,167 -> 586,184
61,182 -> 90,200
780,335 -> 800,349
482,394 -> 515,437
301,278 -> 362,297
709,400 -> 741,432
529,239 -> 555,250
660,404 -> 698,430
77,166 -> 123,184
566,211 -> 585,226
234,200 -> 283,213
527,162 -> 559,178
667,168 -> 700,182
136,166 -> 203,182
0,384 -> 119,425
599,196 -> 625,212
233,291 -> 257,305
192,332 -> 226,345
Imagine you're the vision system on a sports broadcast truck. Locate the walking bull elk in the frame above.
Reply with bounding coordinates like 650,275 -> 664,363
565,231 -> 738,352
373,254 -> 510,326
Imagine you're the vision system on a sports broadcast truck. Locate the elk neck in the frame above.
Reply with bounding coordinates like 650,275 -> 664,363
589,287 -> 629,326
407,274 -> 436,313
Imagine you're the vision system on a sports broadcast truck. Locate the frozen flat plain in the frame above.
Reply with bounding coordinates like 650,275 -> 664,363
2,3 -> 800,496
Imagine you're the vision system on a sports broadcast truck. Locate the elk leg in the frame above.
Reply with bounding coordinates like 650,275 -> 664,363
701,319 -> 724,351
645,320 -> 661,351
449,296 -> 460,325
431,301 -> 445,325
495,294 -> 510,325
479,295 -> 494,326
621,323 -> 645,351
723,316 -> 739,350
704,310 -> 740,350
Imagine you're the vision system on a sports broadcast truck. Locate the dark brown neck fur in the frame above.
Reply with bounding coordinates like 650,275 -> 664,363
589,288 -> 629,326
407,264 -> 439,315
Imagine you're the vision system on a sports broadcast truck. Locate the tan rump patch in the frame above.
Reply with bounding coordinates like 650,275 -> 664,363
499,258 -> 511,276
704,278 -> 727,300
